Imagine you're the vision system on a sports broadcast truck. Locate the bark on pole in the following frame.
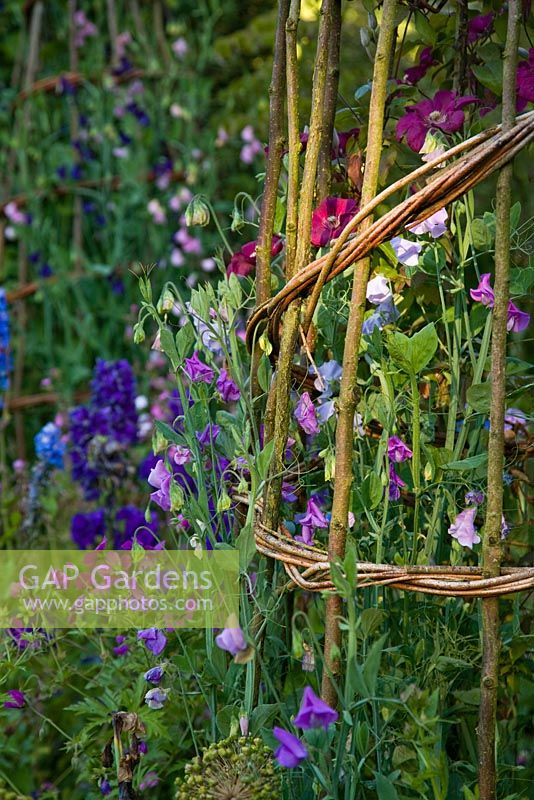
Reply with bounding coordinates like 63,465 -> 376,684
321,0 -> 398,707
477,3 -> 521,798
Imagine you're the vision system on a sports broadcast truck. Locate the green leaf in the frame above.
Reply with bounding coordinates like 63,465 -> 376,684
361,472 -> 383,510
363,634 -> 387,696
159,327 -> 180,371
154,419 -> 182,445
255,439 -> 275,482
175,322 -> 195,360
410,323 -> 438,374
386,331 -> 414,374
250,704 -> 279,734
443,453 -> 488,471
472,61 -> 502,96
413,10 -> 435,44
235,523 -> 256,570
466,382 -> 491,413
375,773 -> 400,800
470,218 -> 494,250
257,355 -> 272,393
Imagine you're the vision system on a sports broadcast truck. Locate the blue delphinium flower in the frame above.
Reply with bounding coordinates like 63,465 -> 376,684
34,422 -> 65,469
0,288 -> 11,392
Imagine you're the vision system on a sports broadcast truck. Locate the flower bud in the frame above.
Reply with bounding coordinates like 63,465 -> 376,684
133,323 -> 145,344
185,195 -> 210,227
157,288 -> 175,314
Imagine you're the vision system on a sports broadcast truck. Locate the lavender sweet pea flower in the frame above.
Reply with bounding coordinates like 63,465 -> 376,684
362,311 -> 382,336
215,626 -> 247,656
282,481 -> 298,502
448,507 -> 481,549
216,369 -> 240,402
501,516 -> 511,540
144,687 -> 169,709
389,465 -> 406,501
407,208 -> 448,238
137,628 -> 167,655
294,525 -> 315,546
273,727 -> 309,768
507,302 -> 530,333
387,436 -> 413,463
465,490 -> 484,506
366,274 -> 392,305
173,446 -> 192,465
297,496 -> 329,529
316,399 -> 336,423
390,236 -> 422,267
504,408 -> 527,430
148,459 -> 172,511
295,392 -> 319,435
196,423 -> 221,448
470,273 -> 494,306
293,686 -> 339,730
313,360 -> 342,396
4,690 -> 26,709
144,666 -> 164,684
184,351 -> 214,383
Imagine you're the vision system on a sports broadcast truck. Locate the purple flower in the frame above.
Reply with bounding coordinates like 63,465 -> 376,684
137,628 -> 167,656
282,481 -> 298,503
216,369 -> 240,403
148,459 -> 172,511
215,626 -> 247,657
468,12 -> 494,43
272,727 -> 309,768
297,496 -> 329,530
144,687 -> 169,709
470,273 -> 494,306
501,516 -> 511,540
99,778 -> 112,796
140,772 -> 160,791
184,351 -> 214,383
295,525 -> 315,546
465,490 -> 484,506
196,423 -> 221,448
448,507 -> 481,549
387,436 -> 413,463
408,208 -> 448,238
295,392 -> 319,435
71,509 -> 106,549
293,686 -> 339,730
113,635 -> 129,657
313,360 -> 342,396
396,90 -> 478,152
403,46 -> 436,85
390,236 -> 422,267
388,465 -> 406,501
362,298 -> 399,336
504,408 -> 527,430
366,275 -> 391,305
144,666 -> 164,684
227,235 -> 283,277
173,446 -> 192,465
311,196 -> 358,247
507,302 -> 530,333
113,505 -> 159,549
516,49 -> 534,112
4,689 -> 26,709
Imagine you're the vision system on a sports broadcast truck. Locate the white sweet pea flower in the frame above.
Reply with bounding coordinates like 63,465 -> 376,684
366,274 -> 392,305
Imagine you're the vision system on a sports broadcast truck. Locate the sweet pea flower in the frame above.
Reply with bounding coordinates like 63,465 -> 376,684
448,507 -> 481,549
148,459 -> 172,511
293,686 -> 339,730
388,436 -> 413,463
147,199 -> 166,225
144,687 -> 169,710
507,302 -> 530,333
408,208 -> 448,238
113,635 -> 129,657
297,496 -> 329,530
504,408 -> 527,430
137,628 -> 167,656
389,465 -> 406,501
184,351 -> 214,383
4,690 -> 26,709
272,727 -> 309,768
216,369 -> 240,402
390,236 -> 422,267
366,274 -> 392,305
470,273 -> 494,306
295,392 -> 320,435
516,49 -> 534,112
295,525 -> 315,546
227,235 -> 283,277
311,196 -> 358,247
362,297 -> 399,335
99,778 -> 112,796
313,360 -> 343,396
171,37 -> 188,58
465,490 -> 484,506
196,423 -> 220,448
316,399 -> 336,423
282,481 -> 298,503
144,666 -> 164,684
173,446 -> 192,465
215,626 -> 247,656
140,772 -> 160,791
396,90 -> 478,152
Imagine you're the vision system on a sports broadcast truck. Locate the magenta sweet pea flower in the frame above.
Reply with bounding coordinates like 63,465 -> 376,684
470,273 -> 494,306
272,727 -> 309,768
467,12 -> 494,44
396,90 -> 478,152
295,392 -> 320,435
227,235 -> 283,277
215,626 -> 248,657
4,689 -> 26,709
293,686 -> 339,730
148,459 -> 172,511
507,302 -> 530,333
388,465 -> 406,501
311,196 -> 358,247
184,351 -> 214,383
403,46 -> 436,85
387,436 -> 413,463
448,507 -> 481,549
516,49 -> 534,112
407,208 -> 448,238
137,628 -> 167,655
216,369 -> 240,402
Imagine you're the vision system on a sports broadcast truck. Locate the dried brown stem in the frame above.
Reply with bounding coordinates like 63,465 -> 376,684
321,0 -> 398,708
477,3 -> 521,798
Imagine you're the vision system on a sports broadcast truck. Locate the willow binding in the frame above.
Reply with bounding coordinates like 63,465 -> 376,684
246,110 -> 534,599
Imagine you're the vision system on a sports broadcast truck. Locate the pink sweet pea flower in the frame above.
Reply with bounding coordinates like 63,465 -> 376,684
396,90 -> 478,152
148,459 -> 172,511
448,507 -> 481,549
470,275 -> 530,331
507,302 -> 530,333
226,235 -> 283,277
311,196 -> 358,247
470,273 -> 494,306
387,436 -> 413,463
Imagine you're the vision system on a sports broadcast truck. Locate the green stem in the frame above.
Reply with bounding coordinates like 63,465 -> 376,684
410,372 -> 421,563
